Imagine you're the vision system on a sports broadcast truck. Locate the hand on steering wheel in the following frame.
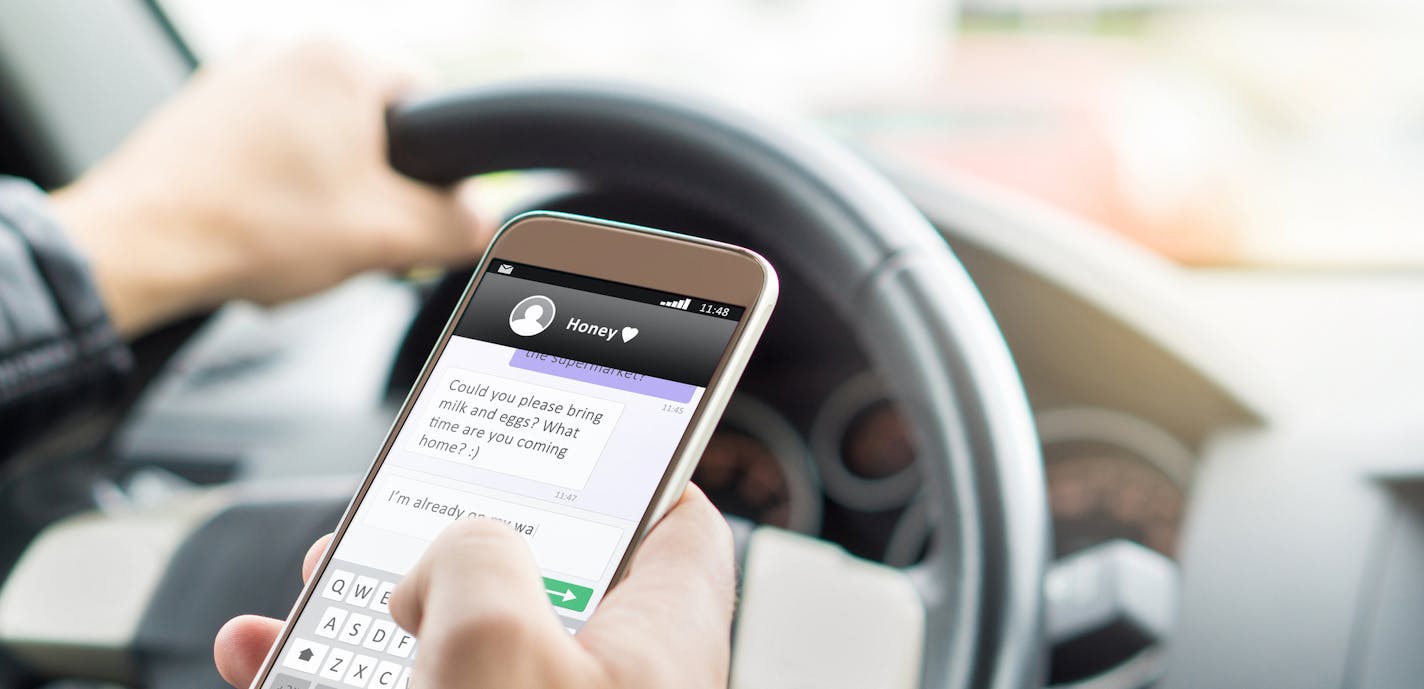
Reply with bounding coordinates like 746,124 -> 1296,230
50,41 -> 489,338
214,487 -> 734,689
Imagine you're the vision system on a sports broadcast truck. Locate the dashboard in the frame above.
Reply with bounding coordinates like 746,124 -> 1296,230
699,298 -> 1197,568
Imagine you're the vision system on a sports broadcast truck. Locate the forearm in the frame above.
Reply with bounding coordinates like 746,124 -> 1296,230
0,177 -> 133,460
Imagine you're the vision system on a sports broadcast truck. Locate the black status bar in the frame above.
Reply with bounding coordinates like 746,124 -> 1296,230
486,259 -> 746,321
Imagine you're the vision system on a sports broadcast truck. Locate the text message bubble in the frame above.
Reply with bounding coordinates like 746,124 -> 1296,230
362,474 -> 622,580
404,368 -> 624,490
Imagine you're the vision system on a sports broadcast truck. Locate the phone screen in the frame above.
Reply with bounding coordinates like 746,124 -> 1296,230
260,258 -> 745,689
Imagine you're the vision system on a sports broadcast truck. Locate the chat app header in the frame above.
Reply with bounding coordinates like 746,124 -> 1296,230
454,260 -> 741,387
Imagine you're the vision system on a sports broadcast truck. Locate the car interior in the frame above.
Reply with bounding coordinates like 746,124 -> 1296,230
2,2 -> 1423,689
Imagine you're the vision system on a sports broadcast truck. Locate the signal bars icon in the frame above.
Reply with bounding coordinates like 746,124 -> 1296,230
659,297 -> 691,310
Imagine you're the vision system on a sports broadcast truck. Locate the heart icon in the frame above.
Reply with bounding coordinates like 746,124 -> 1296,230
621,327 -> 640,343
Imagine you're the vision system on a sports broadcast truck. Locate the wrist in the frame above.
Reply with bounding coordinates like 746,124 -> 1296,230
50,177 -> 228,337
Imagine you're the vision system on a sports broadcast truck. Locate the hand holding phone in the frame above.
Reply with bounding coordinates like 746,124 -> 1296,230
241,212 -> 776,689
217,485 -> 735,689
386,485 -> 734,688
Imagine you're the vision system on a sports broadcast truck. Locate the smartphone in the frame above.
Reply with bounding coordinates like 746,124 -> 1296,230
250,211 -> 777,689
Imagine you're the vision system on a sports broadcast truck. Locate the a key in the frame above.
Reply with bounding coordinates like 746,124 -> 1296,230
281,639 -> 329,675
319,648 -> 353,682
363,619 -> 395,653
372,661 -> 403,689
315,607 -> 348,640
371,581 -> 396,614
344,654 -> 379,689
340,613 -> 373,646
269,673 -> 310,689
387,628 -> 415,659
346,576 -> 380,607
323,571 -> 355,602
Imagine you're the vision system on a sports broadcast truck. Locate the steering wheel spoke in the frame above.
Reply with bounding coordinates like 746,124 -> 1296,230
733,527 -> 924,689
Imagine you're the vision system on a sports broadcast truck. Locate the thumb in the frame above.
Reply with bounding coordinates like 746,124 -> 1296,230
389,519 -> 587,687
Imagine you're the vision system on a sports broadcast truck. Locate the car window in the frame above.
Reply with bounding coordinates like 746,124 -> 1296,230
157,0 -> 1424,269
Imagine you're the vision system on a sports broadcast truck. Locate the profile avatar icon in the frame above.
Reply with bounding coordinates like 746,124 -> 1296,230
509,295 -> 556,336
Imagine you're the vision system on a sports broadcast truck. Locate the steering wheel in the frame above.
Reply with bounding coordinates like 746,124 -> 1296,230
0,82 -> 1046,689
385,82 -> 1048,689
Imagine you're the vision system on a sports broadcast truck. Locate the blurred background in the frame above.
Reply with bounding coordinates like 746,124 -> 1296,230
161,0 -> 1424,268
3,2 -> 1423,688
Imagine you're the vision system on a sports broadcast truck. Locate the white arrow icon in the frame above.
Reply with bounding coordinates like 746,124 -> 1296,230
546,587 -> 577,603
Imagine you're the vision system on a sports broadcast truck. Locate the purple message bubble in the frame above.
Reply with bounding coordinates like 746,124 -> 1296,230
509,350 -> 697,403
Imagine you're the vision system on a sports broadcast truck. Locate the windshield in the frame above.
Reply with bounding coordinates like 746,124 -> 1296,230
158,0 -> 1424,269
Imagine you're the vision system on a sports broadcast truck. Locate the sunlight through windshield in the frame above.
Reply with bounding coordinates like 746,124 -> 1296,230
160,0 -> 1424,269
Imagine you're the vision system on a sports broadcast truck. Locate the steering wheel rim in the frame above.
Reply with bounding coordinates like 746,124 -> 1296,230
387,81 -> 1048,689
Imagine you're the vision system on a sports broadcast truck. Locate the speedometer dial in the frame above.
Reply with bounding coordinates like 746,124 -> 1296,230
697,430 -> 793,527
811,373 -> 920,512
696,395 -> 821,534
1046,453 -> 1184,557
1037,407 -> 1192,559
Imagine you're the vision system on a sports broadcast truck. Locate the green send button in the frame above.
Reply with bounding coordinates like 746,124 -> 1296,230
543,577 -> 594,612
